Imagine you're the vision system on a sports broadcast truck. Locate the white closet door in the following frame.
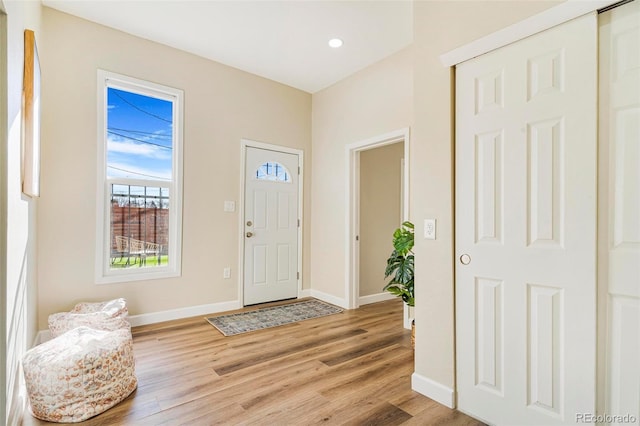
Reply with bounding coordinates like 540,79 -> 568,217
455,13 -> 597,425
600,1 -> 640,424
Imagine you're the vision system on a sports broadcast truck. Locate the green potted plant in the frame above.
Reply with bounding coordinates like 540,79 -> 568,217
383,221 -> 415,346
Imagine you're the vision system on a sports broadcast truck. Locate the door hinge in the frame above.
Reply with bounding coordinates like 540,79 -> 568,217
297,272 -> 300,279
298,219 -> 300,227
298,166 -> 300,175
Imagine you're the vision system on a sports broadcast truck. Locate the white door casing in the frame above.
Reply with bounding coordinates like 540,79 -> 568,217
599,1 -> 640,423
243,146 -> 300,305
455,13 -> 597,426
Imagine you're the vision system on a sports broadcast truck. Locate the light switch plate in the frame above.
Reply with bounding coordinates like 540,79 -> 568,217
224,201 -> 235,212
424,219 -> 436,240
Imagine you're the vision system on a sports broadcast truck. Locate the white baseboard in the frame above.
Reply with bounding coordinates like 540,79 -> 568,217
299,289 -> 312,298
128,300 -> 241,327
411,373 -> 456,408
34,300 -> 243,341
308,289 -> 348,309
358,292 -> 396,306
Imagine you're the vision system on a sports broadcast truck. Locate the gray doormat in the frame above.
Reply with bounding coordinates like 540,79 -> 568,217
205,299 -> 343,336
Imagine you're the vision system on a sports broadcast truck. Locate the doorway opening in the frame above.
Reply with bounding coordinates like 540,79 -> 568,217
345,128 -> 410,326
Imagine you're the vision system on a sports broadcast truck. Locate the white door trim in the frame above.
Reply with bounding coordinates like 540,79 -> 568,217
345,128 -> 410,311
239,139 -> 304,306
0,9 -> 8,425
440,0 -> 621,67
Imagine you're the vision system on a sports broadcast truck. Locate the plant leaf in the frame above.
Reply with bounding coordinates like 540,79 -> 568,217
383,221 -> 415,307
392,222 -> 414,255
401,221 -> 414,230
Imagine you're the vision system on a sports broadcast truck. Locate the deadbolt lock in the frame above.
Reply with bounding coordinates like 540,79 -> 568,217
246,221 -> 253,227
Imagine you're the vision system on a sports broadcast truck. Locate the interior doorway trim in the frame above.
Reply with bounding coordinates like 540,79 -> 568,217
440,0 -> 621,67
0,9 -> 8,424
345,128 -> 410,311
238,139 -> 304,306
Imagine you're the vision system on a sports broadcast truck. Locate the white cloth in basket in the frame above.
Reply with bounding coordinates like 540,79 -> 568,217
70,297 -> 128,317
48,298 -> 129,338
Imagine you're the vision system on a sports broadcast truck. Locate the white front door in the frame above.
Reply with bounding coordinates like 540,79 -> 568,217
455,13 -> 597,425
244,146 -> 299,305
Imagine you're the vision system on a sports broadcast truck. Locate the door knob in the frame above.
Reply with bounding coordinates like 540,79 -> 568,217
460,254 -> 471,265
246,232 -> 253,238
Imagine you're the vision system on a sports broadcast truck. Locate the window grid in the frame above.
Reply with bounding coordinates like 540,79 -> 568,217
256,161 -> 291,183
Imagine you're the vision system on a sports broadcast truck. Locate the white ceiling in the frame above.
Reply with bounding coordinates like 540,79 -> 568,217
42,0 -> 414,93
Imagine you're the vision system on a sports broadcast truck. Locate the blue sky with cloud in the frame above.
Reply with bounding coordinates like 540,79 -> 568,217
107,88 -> 173,181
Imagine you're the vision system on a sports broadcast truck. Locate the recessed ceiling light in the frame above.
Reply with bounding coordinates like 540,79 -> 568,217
328,38 -> 343,48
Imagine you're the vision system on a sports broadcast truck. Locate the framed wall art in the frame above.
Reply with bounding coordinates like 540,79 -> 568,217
22,29 -> 41,197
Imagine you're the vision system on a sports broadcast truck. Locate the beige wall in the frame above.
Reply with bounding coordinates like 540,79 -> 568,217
359,142 -> 403,298
411,0 -> 560,390
37,8 -> 311,328
311,47 -> 413,302
2,0 -> 43,422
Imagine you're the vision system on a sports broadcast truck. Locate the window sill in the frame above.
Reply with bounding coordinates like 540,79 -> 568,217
95,268 -> 181,285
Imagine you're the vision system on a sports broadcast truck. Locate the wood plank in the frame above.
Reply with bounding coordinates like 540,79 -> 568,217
343,402 -> 412,426
213,328 -> 367,375
319,331 -> 406,366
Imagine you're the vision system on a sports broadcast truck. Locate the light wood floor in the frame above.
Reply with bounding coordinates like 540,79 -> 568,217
23,299 -> 483,425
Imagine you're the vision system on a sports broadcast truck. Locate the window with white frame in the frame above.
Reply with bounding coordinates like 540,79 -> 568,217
95,70 -> 183,283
